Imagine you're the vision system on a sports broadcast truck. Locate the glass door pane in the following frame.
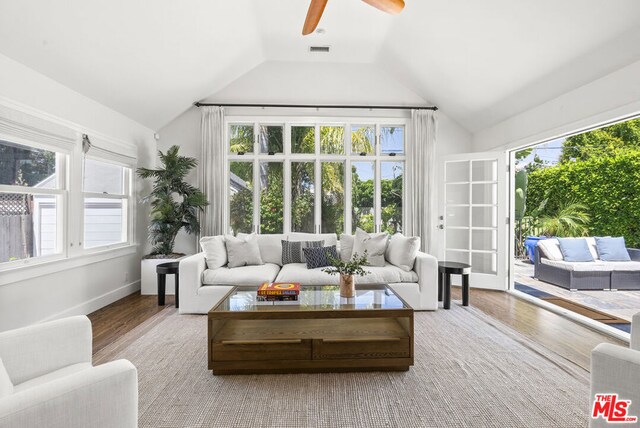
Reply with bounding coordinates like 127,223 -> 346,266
229,161 -> 254,234
351,162 -> 374,233
291,161 -> 315,233
321,162 -> 344,234
259,162 -> 283,233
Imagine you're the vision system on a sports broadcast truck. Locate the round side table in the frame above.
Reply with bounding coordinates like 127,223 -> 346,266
438,261 -> 472,310
156,261 -> 180,308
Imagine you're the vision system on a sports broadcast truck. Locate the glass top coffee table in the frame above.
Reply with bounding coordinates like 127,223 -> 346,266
208,284 -> 414,375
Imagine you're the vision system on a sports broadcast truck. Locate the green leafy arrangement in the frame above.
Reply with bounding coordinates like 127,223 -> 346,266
137,145 -> 208,256
322,251 -> 369,276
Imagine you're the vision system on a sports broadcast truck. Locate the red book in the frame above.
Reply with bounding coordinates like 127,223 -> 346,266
257,282 -> 301,296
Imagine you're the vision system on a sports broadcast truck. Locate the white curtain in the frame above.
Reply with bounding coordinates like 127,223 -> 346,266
200,106 -> 226,237
406,109 -> 438,253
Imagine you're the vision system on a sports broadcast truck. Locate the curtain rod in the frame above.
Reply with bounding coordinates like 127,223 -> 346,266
193,102 -> 438,111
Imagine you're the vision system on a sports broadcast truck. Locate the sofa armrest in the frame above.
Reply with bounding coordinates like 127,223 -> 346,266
0,316 -> 92,385
414,251 -> 439,310
178,252 -> 207,313
0,359 -> 138,428
590,343 -> 640,426
628,248 -> 640,261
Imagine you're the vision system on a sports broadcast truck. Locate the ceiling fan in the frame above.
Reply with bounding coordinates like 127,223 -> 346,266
302,0 -> 405,35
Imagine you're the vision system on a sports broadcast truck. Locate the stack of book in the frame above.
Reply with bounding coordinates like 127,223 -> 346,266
256,282 -> 301,302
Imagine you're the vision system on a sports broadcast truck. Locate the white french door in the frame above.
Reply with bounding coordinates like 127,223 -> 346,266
438,152 -> 508,290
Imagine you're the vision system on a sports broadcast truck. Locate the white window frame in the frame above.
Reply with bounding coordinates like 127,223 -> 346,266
0,137 -> 68,267
225,116 -> 408,235
80,156 -> 134,253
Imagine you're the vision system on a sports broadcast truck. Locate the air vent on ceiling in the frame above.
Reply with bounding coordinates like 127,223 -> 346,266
309,46 -> 330,53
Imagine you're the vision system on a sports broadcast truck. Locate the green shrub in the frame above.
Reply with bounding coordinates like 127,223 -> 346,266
526,150 -> 640,247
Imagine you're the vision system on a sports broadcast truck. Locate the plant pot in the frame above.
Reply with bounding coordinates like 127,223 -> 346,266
340,274 -> 355,298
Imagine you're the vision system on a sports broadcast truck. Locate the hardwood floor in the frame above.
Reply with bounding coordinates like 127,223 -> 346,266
88,288 -> 626,371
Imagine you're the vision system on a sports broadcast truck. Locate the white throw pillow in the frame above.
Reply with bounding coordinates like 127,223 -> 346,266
352,228 -> 388,267
537,239 -> 564,261
238,233 -> 284,266
0,358 -> 13,398
339,234 -> 355,262
288,232 -> 338,247
224,234 -> 264,268
386,233 -> 421,271
200,236 -> 227,269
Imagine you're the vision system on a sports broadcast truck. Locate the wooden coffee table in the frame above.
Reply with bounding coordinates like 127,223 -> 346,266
208,284 -> 414,375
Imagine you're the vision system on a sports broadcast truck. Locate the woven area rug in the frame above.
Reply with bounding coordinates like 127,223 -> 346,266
94,303 -> 590,428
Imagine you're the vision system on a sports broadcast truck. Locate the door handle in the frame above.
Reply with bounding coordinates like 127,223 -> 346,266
437,224 -> 444,230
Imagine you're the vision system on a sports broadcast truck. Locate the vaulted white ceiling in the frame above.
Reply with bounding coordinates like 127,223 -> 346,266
1,0 -> 639,132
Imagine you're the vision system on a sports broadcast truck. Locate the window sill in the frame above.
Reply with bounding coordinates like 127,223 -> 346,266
0,244 -> 139,287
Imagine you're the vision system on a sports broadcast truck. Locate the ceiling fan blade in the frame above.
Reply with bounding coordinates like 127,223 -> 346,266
361,0 -> 405,15
302,0 -> 329,35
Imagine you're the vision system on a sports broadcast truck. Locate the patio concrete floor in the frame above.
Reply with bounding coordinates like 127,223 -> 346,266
514,259 -> 640,322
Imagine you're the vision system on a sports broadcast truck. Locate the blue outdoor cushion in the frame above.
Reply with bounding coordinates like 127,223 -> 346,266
595,237 -> 631,261
557,238 -> 594,262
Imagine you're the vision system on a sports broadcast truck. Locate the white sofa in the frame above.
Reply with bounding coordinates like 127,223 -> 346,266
179,232 -> 439,314
590,313 -> 640,427
0,316 -> 138,428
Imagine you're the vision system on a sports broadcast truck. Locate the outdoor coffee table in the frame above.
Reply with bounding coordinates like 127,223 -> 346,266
208,284 -> 414,375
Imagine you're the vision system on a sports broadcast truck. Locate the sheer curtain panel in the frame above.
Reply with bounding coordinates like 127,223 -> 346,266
407,109 -> 437,253
200,106 -> 226,236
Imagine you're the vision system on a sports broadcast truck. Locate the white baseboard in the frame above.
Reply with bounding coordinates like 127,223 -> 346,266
39,280 -> 141,324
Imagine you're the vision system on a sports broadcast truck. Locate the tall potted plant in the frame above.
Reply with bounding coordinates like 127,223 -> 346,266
137,145 -> 208,294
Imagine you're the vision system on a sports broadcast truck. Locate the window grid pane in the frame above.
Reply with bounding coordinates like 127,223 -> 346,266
321,162 -> 344,235
380,126 -> 404,155
83,198 -> 125,248
259,162 -> 283,234
229,161 -> 254,234
291,161 -> 315,233
380,161 -> 403,234
0,140 -> 57,188
291,126 -> 315,154
351,126 -> 375,155
351,161 -> 374,233
259,125 -> 283,154
229,125 -> 254,154
84,159 -> 125,195
320,126 -> 344,155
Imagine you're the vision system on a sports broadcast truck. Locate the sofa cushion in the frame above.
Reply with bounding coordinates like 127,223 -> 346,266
557,238 -> 594,262
540,259 -> 640,272
13,362 -> 91,393
0,358 -> 13,398
596,237 -> 631,261
339,234 -> 355,262
202,263 -> 280,286
352,228 -> 388,267
200,236 -> 227,269
287,232 -> 338,247
282,240 -> 324,264
386,233 -> 421,271
238,233 -> 284,266
537,239 -> 563,261
275,262 -> 418,285
302,245 -> 338,269
224,233 -> 263,267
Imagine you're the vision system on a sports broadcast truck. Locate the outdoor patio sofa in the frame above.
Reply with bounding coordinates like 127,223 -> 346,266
534,238 -> 640,290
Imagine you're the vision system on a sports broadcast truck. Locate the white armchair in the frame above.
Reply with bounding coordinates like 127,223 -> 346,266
590,313 -> 640,428
0,316 -> 138,428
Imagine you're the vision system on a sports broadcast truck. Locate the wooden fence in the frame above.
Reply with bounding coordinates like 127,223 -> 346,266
0,215 -> 33,262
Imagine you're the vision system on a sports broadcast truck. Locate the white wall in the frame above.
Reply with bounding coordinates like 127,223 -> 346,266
158,61 -> 472,255
0,53 -> 156,331
473,59 -> 640,152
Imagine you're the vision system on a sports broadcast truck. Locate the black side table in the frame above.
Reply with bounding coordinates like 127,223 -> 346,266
438,261 -> 472,310
157,261 -> 180,308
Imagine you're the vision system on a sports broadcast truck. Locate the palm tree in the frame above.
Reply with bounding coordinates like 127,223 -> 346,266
538,201 -> 590,237
137,146 -> 208,256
